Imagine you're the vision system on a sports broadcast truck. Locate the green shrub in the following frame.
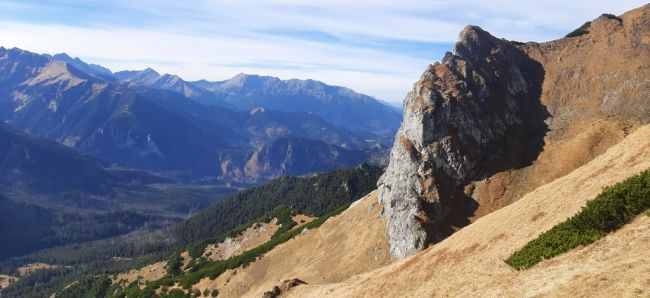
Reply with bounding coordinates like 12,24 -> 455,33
566,21 -> 591,37
506,169 -> 650,270
166,252 -> 184,276
602,13 -> 622,22
162,288 -> 190,298
211,289 -> 220,297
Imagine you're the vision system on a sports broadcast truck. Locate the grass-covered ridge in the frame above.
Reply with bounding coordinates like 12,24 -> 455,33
506,169 -> 650,270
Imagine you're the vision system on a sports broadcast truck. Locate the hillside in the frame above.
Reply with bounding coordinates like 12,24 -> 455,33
290,120 -> 650,298
103,123 -> 647,298
192,191 -> 389,297
173,164 -> 383,244
0,122 -> 164,195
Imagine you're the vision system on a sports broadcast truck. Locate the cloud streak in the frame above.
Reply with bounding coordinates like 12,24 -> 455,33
0,0 -> 646,103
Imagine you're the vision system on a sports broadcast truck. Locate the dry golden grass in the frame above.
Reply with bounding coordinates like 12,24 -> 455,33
0,274 -> 19,289
289,124 -> 650,297
113,261 -> 168,286
190,191 -> 390,298
1,263 -> 71,289
16,263 -> 68,277
290,214 -> 317,231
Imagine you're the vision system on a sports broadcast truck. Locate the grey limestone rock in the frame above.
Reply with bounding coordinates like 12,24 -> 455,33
378,25 -> 547,258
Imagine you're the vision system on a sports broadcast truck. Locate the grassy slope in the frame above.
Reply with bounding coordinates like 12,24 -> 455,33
506,169 -> 650,269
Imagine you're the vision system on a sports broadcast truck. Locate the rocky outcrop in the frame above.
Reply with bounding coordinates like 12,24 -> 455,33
262,279 -> 307,298
378,26 -> 549,258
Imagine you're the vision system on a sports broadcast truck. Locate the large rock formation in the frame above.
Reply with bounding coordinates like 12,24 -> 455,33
378,26 -> 548,258
379,6 -> 650,258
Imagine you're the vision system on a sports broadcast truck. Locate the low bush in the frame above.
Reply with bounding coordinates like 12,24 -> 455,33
602,13 -> 623,22
506,169 -> 650,270
565,21 -> 592,37
166,252 -> 183,276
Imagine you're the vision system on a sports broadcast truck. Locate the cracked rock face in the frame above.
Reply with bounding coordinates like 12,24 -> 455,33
378,25 -> 548,258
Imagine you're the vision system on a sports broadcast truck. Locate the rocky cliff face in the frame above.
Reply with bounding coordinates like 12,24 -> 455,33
378,26 -> 548,257
379,6 -> 650,258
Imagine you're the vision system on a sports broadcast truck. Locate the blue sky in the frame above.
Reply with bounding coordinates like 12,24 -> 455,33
0,0 -> 646,104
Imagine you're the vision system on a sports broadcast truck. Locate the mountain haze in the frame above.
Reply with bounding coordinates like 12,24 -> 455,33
193,73 -> 402,135
0,47 -> 394,184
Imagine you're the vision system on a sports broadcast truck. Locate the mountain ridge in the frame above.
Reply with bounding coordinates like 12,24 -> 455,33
0,47 -> 387,184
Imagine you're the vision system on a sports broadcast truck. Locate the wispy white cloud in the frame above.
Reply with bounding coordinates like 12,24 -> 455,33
0,0 -> 646,103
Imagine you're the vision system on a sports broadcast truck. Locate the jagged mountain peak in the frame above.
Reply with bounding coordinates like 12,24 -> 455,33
51,53 -> 114,78
451,25 -> 511,63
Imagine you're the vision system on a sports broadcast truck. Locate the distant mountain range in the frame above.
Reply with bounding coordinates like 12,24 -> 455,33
116,69 -> 402,135
0,46 -> 401,185
191,73 -> 402,134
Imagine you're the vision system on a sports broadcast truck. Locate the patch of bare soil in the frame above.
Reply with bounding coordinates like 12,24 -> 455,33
16,263 -> 69,277
290,214 -> 316,231
0,274 -> 19,289
204,218 -> 281,261
113,261 -> 168,286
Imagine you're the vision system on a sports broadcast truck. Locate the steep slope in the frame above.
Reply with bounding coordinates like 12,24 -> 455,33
193,74 -> 402,135
51,53 -> 114,80
379,6 -> 650,257
290,120 -> 650,297
0,122 -> 163,194
470,6 -> 650,217
239,136 -> 368,183
191,191 -> 389,297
